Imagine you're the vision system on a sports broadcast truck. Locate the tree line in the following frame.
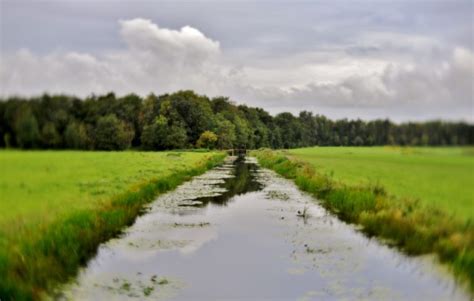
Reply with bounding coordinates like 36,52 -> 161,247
0,90 -> 472,150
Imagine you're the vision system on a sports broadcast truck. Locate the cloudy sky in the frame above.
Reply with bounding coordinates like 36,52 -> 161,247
1,0 -> 472,121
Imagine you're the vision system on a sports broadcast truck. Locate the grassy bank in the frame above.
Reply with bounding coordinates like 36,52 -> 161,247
252,148 -> 474,292
0,150 -> 226,300
288,147 -> 474,220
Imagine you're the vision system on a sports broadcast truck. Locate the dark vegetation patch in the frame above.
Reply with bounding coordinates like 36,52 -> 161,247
265,190 -> 290,201
172,222 -> 211,227
0,91 -> 472,152
91,275 -> 170,298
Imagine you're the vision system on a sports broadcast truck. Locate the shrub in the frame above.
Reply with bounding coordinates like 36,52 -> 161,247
196,131 -> 218,149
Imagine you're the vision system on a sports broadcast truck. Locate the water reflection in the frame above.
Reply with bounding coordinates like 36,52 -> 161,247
195,156 -> 261,206
58,156 -> 470,301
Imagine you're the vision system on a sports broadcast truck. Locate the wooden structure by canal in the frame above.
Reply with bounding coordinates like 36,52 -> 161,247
226,149 -> 248,156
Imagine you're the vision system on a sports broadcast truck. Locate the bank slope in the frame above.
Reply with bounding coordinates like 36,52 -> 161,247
0,151 -> 225,300
252,149 -> 473,293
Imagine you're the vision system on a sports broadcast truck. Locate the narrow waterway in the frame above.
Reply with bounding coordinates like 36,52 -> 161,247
58,156 -> 469,300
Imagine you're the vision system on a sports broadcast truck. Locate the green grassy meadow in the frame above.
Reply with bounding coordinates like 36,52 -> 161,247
288,147 -> 474,220
0,150 -> 213,227
0,150 -> 224,300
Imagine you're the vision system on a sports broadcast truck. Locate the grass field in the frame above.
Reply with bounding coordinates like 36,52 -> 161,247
288,147 -> 474,220
0,150 -> 214,227
0,150 -> 224,300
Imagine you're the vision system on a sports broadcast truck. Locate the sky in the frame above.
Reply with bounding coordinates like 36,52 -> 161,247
0,0 -> 473,122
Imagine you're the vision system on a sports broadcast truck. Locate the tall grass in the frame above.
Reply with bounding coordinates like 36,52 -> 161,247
252,149 -> 474,292
0,153 -> 226,300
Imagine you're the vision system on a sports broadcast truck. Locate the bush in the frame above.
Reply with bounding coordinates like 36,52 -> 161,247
196,131 -> 218,149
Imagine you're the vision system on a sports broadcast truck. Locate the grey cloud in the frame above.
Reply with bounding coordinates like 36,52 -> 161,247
239,47 -> 473,121
1,1 -> 473,121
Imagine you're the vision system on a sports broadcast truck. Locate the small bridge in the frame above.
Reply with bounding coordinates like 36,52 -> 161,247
226,149 -> 248,156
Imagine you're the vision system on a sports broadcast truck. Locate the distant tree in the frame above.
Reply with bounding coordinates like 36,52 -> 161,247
196,131 -> 218,149
3,133 -> 12,148
163,91 -> 214,145
299,111 -> 317,146
140,93 -> 162,129
333,133 -> 341,146
114,94 -> 143,146
0,102 -> 6,148
64,121 -> 89,149
342,136 -> 349,146
353,136 -> 364,146
233,116 -> 251,149
274,112 -> 300,148
14,106 -> 40,149
141,117 -> 165,150
141,115 -> 187,150
211,96 -> 235,113
214,115 -> 236,149
41,122 -> 61,148
94,114 -> 133,150
1,91 -> 473,150
166,124 -> 188,149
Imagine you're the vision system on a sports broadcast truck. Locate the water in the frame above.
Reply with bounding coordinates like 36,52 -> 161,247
58,156 -> 470,300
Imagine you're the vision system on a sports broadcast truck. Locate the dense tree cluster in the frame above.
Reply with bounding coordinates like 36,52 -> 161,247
0,91 -> 472,150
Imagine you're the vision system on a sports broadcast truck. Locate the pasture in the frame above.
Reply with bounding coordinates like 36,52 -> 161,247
288,147 -> 474,220
0,150 -> 215,226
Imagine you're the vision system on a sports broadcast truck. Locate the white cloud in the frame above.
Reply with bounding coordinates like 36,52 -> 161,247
0,18 -> 472,121
0,18 -> 223,96
119,18 -> 220,69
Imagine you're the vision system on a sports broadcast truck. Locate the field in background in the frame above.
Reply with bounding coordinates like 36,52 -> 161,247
288,147 -> 474,220
0,150 -> 212,227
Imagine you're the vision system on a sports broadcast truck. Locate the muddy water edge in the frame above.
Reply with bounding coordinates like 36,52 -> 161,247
55,156 -> 470,300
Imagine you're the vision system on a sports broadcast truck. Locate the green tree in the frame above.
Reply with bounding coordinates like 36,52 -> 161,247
274,112 -> 300,148
233,116 -> 251,149
94,114 -> 133,150
64,121 -> 89,149
15,106 -> 40,149
1,91 -> 473,150
196,131 -> 218,149
353,136 -> 364,146
114,94 -> 143,146
214,115 -> 236,149
41,122 -> 61,148
141,115 -> 187,150
166,124 -> 188,149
